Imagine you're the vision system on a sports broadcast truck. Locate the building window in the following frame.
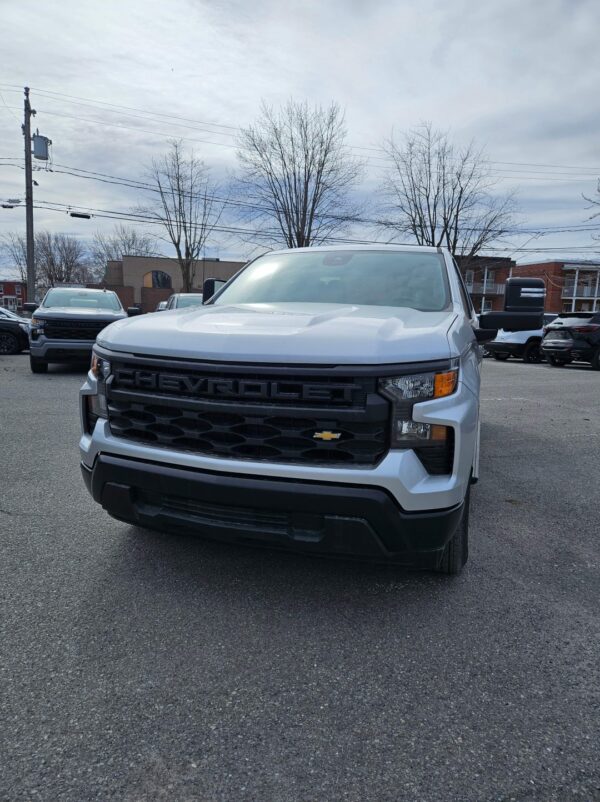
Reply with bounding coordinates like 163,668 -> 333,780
465,270 -> 474,289
481,299 -> 492,313
15,285 -> 21,295
143,270 -> 172,289
0,284 -> 3,294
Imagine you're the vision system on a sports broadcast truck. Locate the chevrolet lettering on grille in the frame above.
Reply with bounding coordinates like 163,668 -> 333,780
113,368 -> 360,404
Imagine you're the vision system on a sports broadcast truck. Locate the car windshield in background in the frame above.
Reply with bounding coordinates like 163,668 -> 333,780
42,289 -> 122,310
0,309 -> 23,320
213,250 -> 450,311
176,294 -> 204,308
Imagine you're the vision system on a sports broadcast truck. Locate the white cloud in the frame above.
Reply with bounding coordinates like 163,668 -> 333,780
1,0 -> 599,273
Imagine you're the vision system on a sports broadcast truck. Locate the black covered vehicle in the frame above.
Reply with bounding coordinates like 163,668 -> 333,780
0,317 -> 30,355
25,287 -> 141,374
541,312 -> 600,369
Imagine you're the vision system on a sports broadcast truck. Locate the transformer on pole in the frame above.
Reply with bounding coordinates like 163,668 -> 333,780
33,132 -> 52,161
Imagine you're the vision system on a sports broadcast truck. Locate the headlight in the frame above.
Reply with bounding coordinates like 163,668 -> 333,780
379,369 -> 457,403
85,353 -> 111,432
379,368 -> 458,471
90,352 -> 111,380
31,316 -> 44,327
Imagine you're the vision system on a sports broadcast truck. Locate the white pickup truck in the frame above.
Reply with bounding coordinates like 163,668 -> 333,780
79,245 -> 501,574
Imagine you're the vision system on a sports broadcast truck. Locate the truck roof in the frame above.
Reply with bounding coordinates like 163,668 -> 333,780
267,244 -> 444,256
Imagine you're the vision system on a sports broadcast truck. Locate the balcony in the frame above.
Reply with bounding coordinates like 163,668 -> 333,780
562,283 -> 600,299
465,282 -> 503,295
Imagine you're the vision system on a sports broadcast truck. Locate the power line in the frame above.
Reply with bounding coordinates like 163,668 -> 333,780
2,86 -> 599,179
0,92 -> 21,124
26,198 -> 600,252
3,159 -> 600,236
0,105 -> 241,150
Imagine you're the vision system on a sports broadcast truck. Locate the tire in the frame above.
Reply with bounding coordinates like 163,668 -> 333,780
523,340 -> 542,363
591,347 -> 600,371
0,331 -> 20,355
30,355 -> 48,373
434,487 -> 470,576
493,352 -> 510,361
547,355 -> 566,367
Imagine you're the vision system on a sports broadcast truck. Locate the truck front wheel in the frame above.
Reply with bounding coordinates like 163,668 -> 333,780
435,488 -> 470,576
493,352 -> 509,361
30,355 -> 48,373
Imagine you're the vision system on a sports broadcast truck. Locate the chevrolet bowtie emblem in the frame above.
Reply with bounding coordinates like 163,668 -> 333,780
313,430 -> 342,441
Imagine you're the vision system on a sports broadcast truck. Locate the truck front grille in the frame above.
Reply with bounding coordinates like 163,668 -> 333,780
106,361 -> 390,467
45,320 -> 111,340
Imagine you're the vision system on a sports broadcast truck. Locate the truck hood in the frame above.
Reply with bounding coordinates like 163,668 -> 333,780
98,303 -> 455,365
34,307 -> 127,321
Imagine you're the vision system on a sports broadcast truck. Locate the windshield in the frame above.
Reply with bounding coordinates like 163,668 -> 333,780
42,288 -> 122,311
213,250 -> 450,311
0,308 -> 22,320
176,294 -> 204,308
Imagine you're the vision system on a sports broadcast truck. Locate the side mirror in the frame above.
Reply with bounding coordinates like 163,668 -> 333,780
504,277 -> 545,311
479,278 -> 546,333
473,327 -> 498,343
127,306 -> 143,316
23,302 -> 38,313
203,277 -> 226,301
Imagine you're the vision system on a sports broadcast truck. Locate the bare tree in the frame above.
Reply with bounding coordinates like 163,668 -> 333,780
236,100 -> 363,248
139,141 -> 226,292
1,230 -> 91,287
91,224 -> 158,277
583,179 -> 600,241
1,232 -> 29,282
379,123 -> 516,262
36,232 -> 91,287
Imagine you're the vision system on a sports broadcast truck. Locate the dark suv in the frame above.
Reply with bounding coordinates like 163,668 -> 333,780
541,312 -> 600,369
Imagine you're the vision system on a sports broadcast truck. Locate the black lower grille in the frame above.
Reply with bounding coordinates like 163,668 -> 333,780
138,491 -> 328,541
106,362 -> 390,466
45,321 -> 111,340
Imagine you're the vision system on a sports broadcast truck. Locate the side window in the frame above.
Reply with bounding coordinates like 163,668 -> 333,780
452,259 -> 475,317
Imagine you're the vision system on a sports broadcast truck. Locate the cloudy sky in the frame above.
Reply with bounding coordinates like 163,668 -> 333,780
1,0 -> 599,276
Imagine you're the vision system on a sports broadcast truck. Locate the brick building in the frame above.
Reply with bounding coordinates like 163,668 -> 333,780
100,255 -> 246,312
511,260 -> 600,313
0,279 -> 27,311
455,256 -> 600,314
455,256 -> 516,313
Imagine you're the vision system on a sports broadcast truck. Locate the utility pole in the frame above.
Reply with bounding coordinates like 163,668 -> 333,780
23,86 -> 36,302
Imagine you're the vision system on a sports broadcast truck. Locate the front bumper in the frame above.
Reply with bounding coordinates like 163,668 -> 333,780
80,372 -> 478,512
81,453 -> 464,566
30,335 -> 95,361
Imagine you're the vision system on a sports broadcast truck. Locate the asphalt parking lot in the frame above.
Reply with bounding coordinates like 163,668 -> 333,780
1,355 -> 599,802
